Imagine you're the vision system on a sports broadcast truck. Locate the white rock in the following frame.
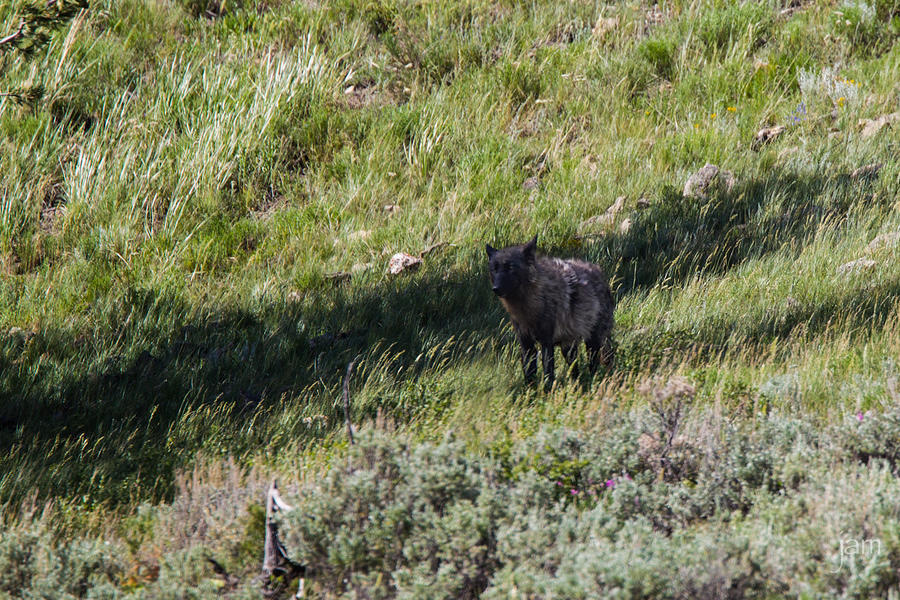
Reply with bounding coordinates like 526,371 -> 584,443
683,164 -> 735,199
752,125 -> 786,150
850,163 -> 882,180
592,16 -> 618,38
837,258 -> 876,275
859,113 -> 900,139
865,232 -> 900,254
581,196 -> 626,229
389,252 -> 423,275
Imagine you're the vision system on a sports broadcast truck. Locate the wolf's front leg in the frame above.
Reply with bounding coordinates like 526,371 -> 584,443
517,332 -> 538,384
540,344 -> 555,390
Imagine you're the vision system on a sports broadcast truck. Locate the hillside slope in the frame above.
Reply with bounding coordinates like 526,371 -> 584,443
1,0 -> 900,597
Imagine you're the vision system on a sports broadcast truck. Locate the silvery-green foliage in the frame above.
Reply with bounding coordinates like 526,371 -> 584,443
281,410 -> 900,599
839,407 -> 900,467
0,528 -> 124,600
283,431 -> 506,599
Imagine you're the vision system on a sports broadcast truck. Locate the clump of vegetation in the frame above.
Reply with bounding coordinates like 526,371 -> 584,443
278,399 -> 900,599
1,0 -> 900,595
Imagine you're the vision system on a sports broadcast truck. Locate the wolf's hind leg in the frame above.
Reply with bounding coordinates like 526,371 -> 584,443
562,343 -> 580,379
587,325 -> 614,375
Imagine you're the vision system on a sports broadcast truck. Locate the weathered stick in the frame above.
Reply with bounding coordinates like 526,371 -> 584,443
342,359 -> 356,445
0,21 -> 25,49
262,481 -> 306,598
262,481 -> 292,576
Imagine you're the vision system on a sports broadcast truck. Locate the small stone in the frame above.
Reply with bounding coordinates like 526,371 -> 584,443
751,125 -> 786,151
652,81 -> 673,96
636,197 -> 650,210
619,218 -> 633,233
581,196 -> 626,230
859,113 -> 900,139
837,258 -> 876,275
683,164 -> 735,199
850,163 -> 883,181
865,232 -> 900,254
777,146 -> 800,161
389,252 -> 423,275
287,291 -> 303,303
592,16 -> 619,38
7,326 -> 35,345
326,271 -> 351,283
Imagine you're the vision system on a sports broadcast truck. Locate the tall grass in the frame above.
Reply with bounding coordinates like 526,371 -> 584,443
0,0 -> 899,594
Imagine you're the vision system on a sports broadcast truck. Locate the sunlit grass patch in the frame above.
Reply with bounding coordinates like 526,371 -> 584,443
2,1 -> 900,594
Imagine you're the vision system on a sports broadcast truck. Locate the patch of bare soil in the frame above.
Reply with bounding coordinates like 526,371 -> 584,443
38,178 -> 66,235
251,188 -> 290,220
343,81 -> 394,110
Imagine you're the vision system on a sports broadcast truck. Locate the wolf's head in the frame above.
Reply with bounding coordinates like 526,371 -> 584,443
485,235 -> 537,299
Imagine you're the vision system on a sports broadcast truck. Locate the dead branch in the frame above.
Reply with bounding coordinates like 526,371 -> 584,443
419,241 -> 452,257
0,21 -> 25,48
342,359 -> 357,445
262,481 -> 305,597
206,556 -> 240,591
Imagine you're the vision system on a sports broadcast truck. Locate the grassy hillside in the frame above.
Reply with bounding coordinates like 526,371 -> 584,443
2,0 -> 900,597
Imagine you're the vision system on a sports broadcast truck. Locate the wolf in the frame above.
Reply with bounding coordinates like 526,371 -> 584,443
486,235 -> 614,387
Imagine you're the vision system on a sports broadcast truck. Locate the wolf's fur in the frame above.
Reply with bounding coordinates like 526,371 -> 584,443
486,235 -> 614,386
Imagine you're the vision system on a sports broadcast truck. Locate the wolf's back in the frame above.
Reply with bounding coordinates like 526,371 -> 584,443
534,257 -> 612,346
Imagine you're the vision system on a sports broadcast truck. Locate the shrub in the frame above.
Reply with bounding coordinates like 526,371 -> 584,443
280,404 -> 900,599
282,432 -> 504,599
0,526 -> 125,599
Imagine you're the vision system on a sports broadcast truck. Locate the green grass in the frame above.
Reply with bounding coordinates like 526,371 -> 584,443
1,0 -> 900,596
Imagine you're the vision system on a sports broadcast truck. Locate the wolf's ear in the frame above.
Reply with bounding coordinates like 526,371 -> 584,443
485,243 -> 497,259
523,235 -> 537,261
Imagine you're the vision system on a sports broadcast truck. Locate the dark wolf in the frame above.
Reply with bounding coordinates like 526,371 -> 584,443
486,235 -> 614,387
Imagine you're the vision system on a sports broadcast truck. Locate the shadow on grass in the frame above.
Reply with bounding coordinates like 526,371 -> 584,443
0,166 -> 887,506
581,166 -> 873,295
0,265 -> 504,507
615,270 -> 900,373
